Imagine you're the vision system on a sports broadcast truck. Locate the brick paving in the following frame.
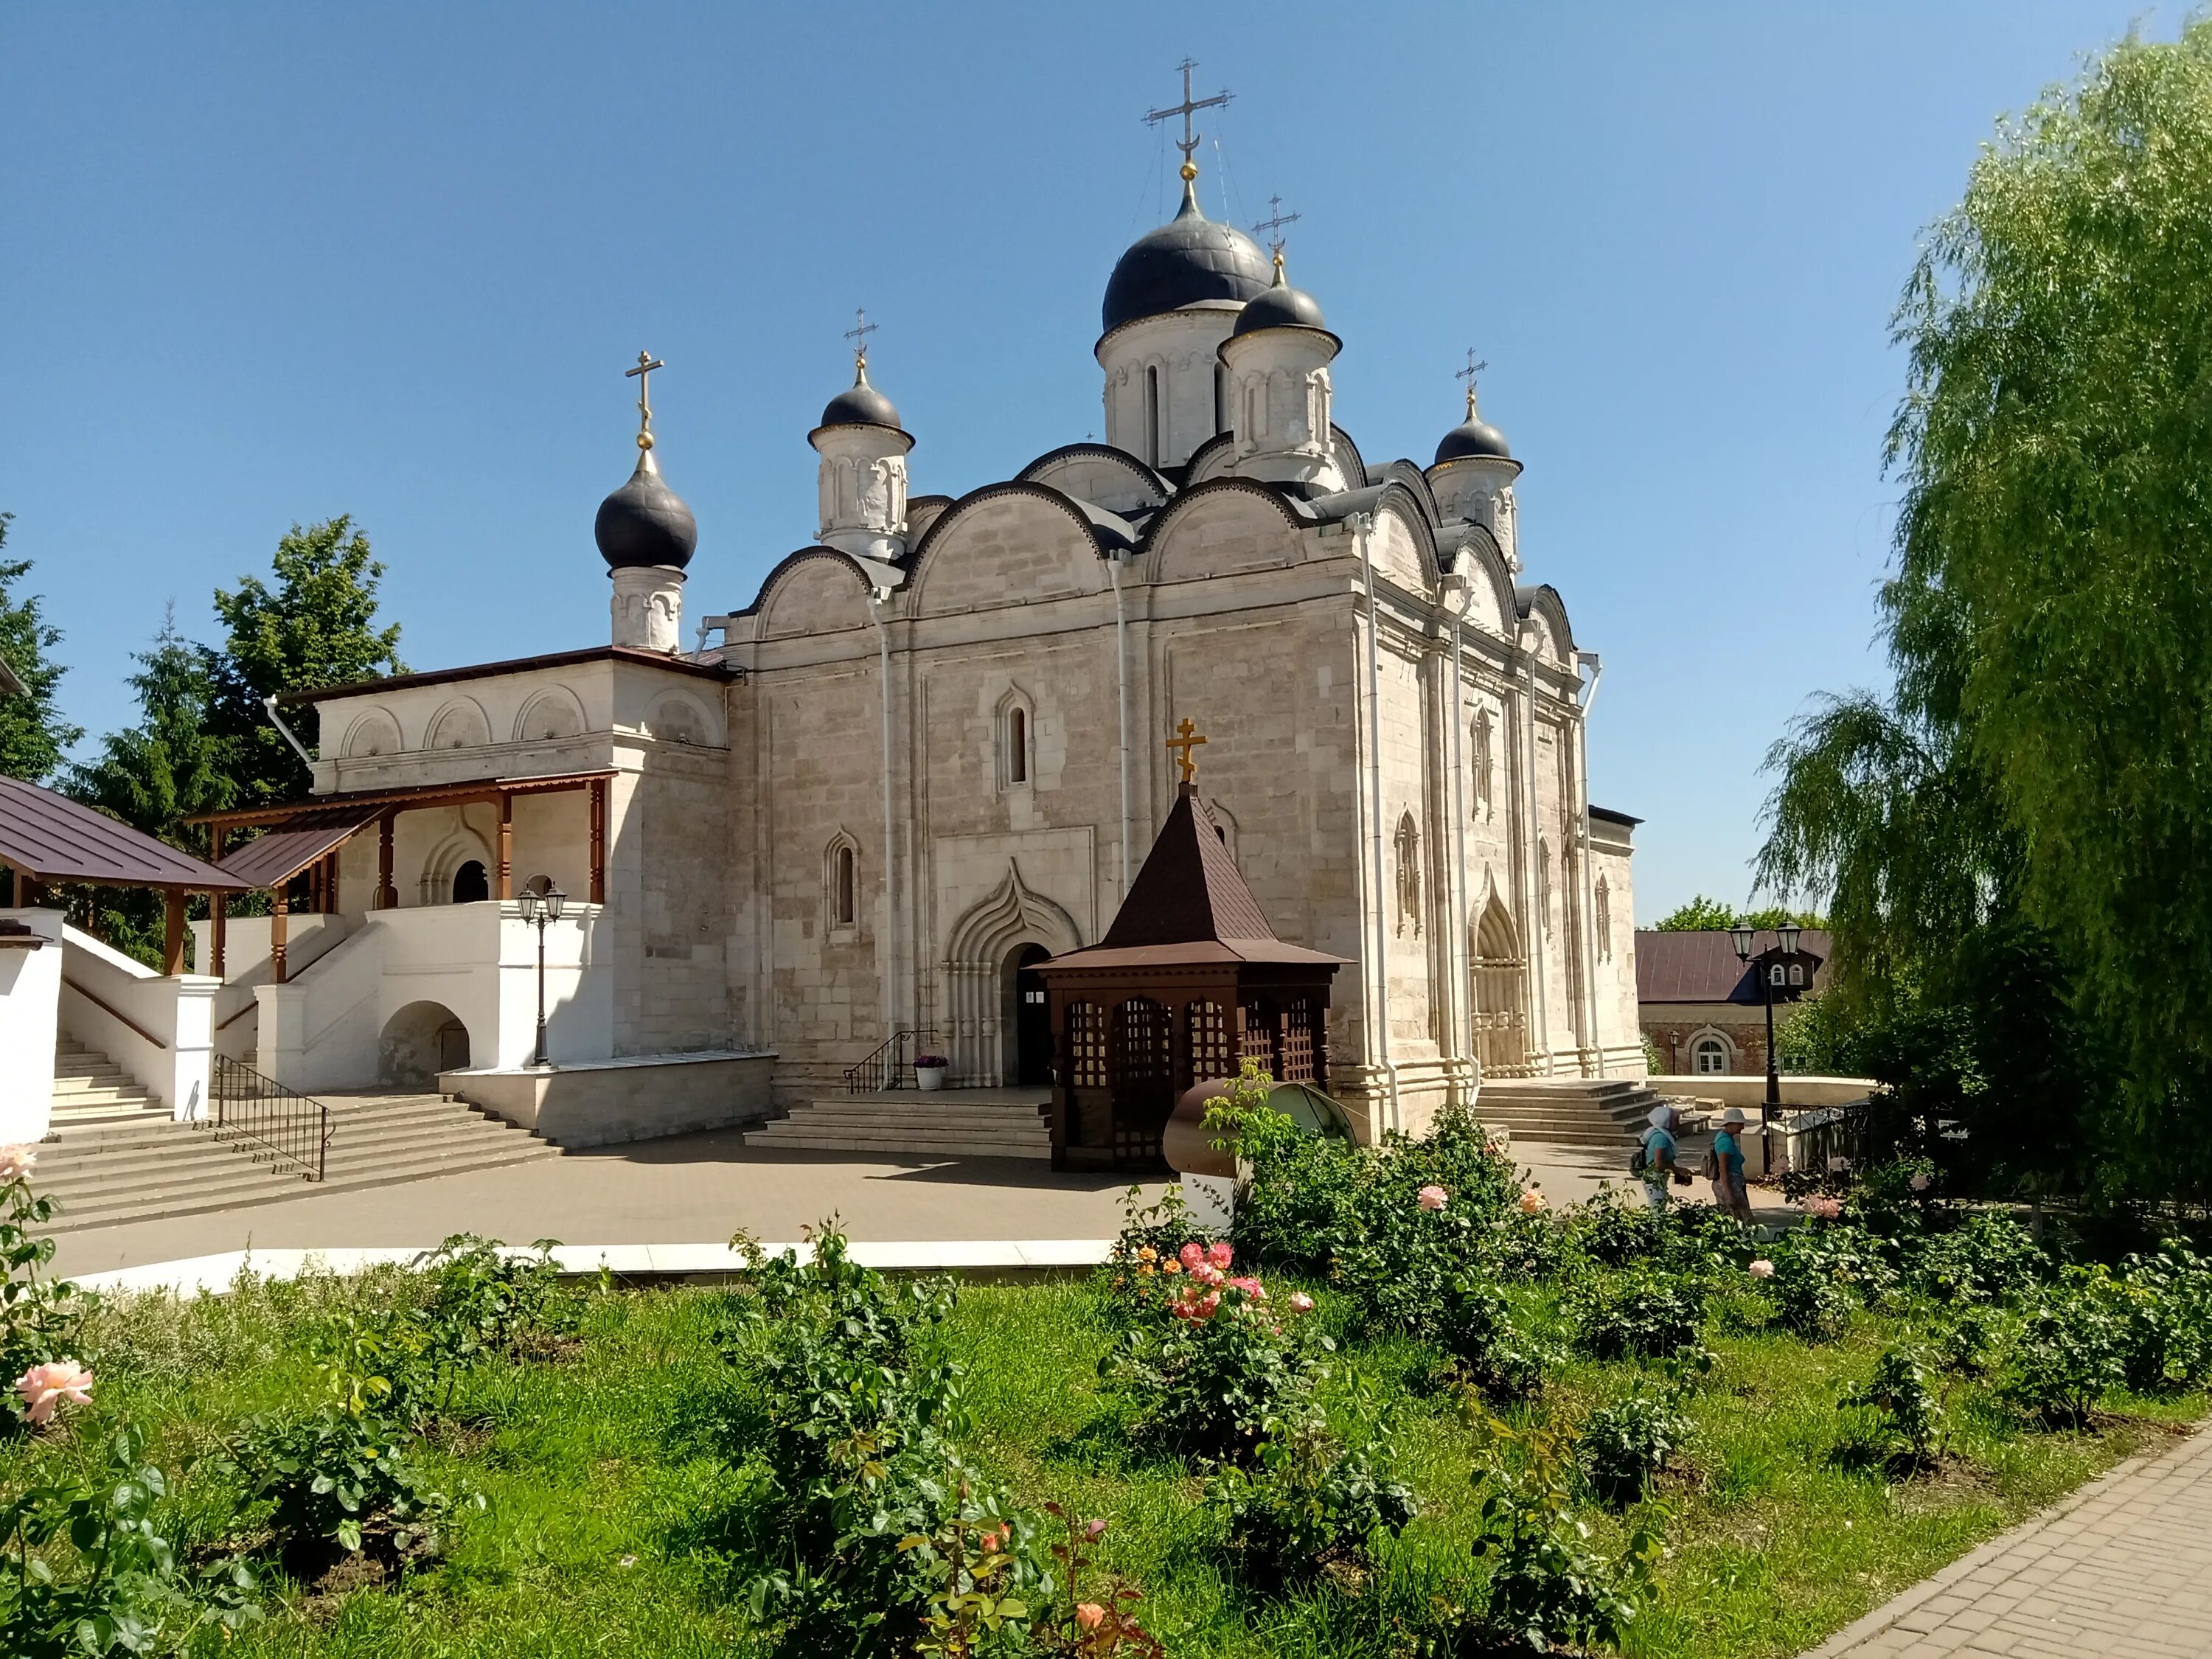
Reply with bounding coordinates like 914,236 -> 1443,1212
1802,1421 -> 2212,1658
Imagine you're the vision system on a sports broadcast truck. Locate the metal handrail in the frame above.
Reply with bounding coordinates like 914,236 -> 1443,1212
60,978 -> 170,1051
206,1054 -> 331,1181
841,1026 -> 941,1094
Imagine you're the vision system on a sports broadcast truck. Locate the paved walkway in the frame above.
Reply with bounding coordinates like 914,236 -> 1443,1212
43,1131 -> 1789,1279
1804,1422 -> 2212,1658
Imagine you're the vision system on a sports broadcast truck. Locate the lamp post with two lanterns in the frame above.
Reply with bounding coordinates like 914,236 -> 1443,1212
1728,918 -> 1801,1167
516,882 -> 566,1071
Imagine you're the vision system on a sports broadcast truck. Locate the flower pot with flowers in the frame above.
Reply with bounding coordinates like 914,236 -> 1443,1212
914,1054 -> 950,1091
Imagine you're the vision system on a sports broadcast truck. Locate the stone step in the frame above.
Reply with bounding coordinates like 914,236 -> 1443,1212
38,1114 -> 536,1192
48,1099 -> 164,1127
746,1133 -> 1051,1161
751,1119 -> 1051,1145
785,1108 -> 1050,1130
52,1063 -> 131,1085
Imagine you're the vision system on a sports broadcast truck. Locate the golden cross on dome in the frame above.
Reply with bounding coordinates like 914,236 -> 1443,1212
1252,195 -> 1300,259
1455,348 -> 1488,418
625,350 -> 664,451
844,307 -> 877,373
1145,58 -> 1233,182
1165,717 -> 1208,785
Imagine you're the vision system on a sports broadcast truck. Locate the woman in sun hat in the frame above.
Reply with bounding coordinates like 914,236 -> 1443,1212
1710,1107 -> 1754,1224
1635,1105 -> 1679,1212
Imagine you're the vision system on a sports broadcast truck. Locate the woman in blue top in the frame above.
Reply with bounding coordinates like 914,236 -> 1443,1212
1711,1107 -> 1753,1224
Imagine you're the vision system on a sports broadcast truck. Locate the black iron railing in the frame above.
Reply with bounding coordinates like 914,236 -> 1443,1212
842,1026 -> 942,1094
1780,1099 -> 1874,1178
207,1054 -> 331,1182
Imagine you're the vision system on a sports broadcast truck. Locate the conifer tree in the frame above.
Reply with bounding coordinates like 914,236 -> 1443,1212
0,513 -> 83,782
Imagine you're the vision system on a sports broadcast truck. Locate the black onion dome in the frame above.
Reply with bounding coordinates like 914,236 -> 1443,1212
1232,260 -> 1326,336
1102,181 -> 1273,335
818,363 -> 903,431
1434,409 -> 1513,465
594,450 -> 698,571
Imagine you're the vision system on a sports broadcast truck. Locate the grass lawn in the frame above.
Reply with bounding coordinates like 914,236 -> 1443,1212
11,1262 -> 2197,1659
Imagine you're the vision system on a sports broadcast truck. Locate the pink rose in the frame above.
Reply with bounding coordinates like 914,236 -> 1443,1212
1748,1259 -> 1775,1279
1802,1194 -> 1843,1221
1518,1188 -> 1548,1214
1206,1239 -> 1234,1270
1178,1241 -> 1205,1272
15,1360 -> 91,1425
1083,1517 -> 1107,1540
1192,1263 -> 1225,1287
1288,1291 -> 1315,1314
0,1145 -> 35,1185
1417,1185 -> 1448,1211
1227,1276 -> 1266,1301
1076,1603 -> 1106,1632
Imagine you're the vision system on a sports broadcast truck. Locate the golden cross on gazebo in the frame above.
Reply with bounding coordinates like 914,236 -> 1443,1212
625,350 -> 665,451
1455,348 -> 1488,418
844,307 -> 877,372
1166,717 -> 1208,785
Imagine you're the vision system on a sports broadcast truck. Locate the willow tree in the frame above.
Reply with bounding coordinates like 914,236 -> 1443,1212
1761,24 -> 2212,1198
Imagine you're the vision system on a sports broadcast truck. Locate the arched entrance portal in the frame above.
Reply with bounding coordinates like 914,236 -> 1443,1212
452,860 -> 490,903
380,1001 -> 471,1088
940,862 -> 1082,1085
1005,944 -> 1053,1086
1471,897 -> 1531,1078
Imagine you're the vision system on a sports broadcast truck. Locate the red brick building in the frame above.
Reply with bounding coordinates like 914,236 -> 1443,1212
1635,928 -> 1829,1077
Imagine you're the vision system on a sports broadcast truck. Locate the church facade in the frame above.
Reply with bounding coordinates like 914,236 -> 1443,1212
243,157 -> 1644,1143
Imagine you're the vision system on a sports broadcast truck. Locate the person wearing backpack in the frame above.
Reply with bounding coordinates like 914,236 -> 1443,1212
1703,1107 -> 1754,1224
1632,1105 -> 1679,1212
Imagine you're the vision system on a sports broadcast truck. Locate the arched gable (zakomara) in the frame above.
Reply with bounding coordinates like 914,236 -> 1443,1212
740,548 -> 876,644
422,696 -> 492,751
1446,524 -> 1515,639
1138,478 -> 1310,585
1322,480 -> 1443,599
339,706 -> 403,759
1514,582 -> 1577,668
1015,445 -> 1170,518
512,684 -> 588,743
903,483 -> 1112,619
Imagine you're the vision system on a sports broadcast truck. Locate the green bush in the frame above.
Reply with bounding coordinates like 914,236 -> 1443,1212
410,1233 -> 574,1372
1840,1347 -> 1949,1467
2002,1273 -> 2130,1427
1205,1416 -> 1416,1586
1566,1269 -> 1708,1362
1896,1211 -> 2047,1305
1435,1279 -> 1559,1402
1,1423 -> 258,1658
1579,1382 -> 1694,1506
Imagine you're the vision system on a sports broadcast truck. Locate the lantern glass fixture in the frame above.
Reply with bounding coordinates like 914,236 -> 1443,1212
1728,921 -> 1756,961
544,885 -> 566,922
517,887 -> 540,922
1779,920 -> 1801,956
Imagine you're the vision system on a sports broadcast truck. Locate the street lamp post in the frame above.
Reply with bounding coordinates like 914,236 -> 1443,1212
516,883 -> 566,1070
1731,919 -> 1802,1172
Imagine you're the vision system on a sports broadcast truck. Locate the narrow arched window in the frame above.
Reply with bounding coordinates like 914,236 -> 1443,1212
1594,877 -> 1613,962
1144,366 -> 1161,465
1008,707 -> 1028,784
1214,363 -> 1227,435
1472,710 -> 1495,817
833,845 -> 856,927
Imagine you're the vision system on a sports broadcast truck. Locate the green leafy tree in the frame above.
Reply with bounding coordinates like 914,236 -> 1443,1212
63,608 -> 237,961
209,516 -> 403,806
1652,894 -> 1739,932
1761,24 -> 2212,1198
0,514 -> 83,782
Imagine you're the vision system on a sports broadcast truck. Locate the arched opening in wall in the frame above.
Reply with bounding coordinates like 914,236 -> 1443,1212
1144,366 -> 1162,466
380,1001 -> 470,1088
453,860 -> 490,904
1007,708 -> 1028,785
1594,876 -> 1613,962
1691,1034 -> 1731,1075
1471,896 -> 1531,1078
1214,363 -> 1227,435
831,843 -> 858,929
1003,943 -> 1053,1086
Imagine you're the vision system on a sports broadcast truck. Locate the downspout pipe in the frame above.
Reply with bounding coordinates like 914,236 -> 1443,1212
1447,562 -> 1474,1094
262,696 -> 316,771
1352,514 -> 1402,1133
1106,552 -> 1133,897
871,596 -> 898,1040
1575,652 -> 1606,1071
1520,644 -> 1552,1068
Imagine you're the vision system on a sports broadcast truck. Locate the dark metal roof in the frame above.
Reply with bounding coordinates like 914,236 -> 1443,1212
1590,805 -> 1643,827
216,809 -> 380,889
595,449 -> 698,571
815,365 -> 905,434
1046,785 -> 1345,971
188,768 -> 616,830
276,646 -> 735,706
0,776 -> 249,891
1635,928 -> 1832,1004
1230,269 -> 1327,337
1102,183 -> 1273,335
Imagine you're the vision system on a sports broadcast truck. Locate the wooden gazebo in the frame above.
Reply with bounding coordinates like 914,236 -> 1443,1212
1037,770 -> 1344,1172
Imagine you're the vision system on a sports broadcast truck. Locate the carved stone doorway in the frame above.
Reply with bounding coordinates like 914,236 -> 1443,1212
1008,944 -> 1053,1086
1472,896 -> 1531,1078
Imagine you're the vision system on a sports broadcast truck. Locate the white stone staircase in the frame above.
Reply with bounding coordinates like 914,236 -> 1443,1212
51,1038 -> 167,1130
33,1091 -> 563,1235
745,1088 -> 1053,1161
1472,1077 -> 1677,1150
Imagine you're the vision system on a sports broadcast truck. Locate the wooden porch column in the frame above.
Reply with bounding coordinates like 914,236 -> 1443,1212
323,849 -> 340,914
588,779 -> 606,905
162,890 -> 187,975
209,828 -> 226,978
376,811 -> 397,909
271,890 -> 289,984
495,790 -> 514,900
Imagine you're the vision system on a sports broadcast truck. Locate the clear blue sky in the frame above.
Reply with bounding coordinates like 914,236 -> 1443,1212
0,2 -> 2167,921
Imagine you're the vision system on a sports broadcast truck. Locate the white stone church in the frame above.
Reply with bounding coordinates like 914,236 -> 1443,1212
185,151 -> 1644,1147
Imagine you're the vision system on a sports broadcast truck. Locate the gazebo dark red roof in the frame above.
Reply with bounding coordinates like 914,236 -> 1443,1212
1037,783 -> 1344,1170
